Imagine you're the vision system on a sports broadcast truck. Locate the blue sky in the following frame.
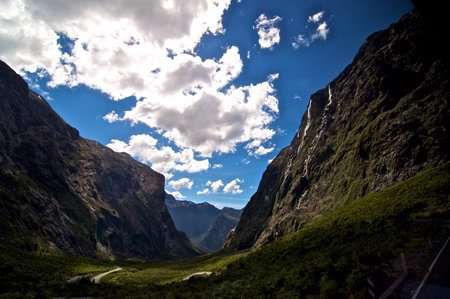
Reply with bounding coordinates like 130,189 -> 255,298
1,0 -> 412,208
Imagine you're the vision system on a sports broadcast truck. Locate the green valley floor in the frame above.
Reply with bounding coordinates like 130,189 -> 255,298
1,163 -> 449,298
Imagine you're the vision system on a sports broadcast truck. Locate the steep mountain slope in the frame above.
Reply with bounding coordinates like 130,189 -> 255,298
198,208 -> 241,252
165,194 -> 241,251
226,9 -> 449,249
4,162 -> 447,298
0,61 -> 197,259
165,194 -> 221,242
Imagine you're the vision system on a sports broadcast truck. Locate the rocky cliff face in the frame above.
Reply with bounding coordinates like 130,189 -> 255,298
165,194 -> 241,252
226,9 -> 449,250
0,61 -> 197,259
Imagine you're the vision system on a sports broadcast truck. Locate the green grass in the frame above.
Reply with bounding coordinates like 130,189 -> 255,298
199,162 -> 450,298
0,162 -> 448,298
0,245 -> 247,298
0,249 -> 114,298
104,251 -> 248,286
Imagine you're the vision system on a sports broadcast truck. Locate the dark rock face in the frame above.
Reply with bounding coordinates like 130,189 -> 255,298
165,194 -> 241,252
0,60 -> 197,259
226,10 -> 450,250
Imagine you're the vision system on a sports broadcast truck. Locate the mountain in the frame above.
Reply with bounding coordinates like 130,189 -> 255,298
1,3 -> 450,298
0,60 -> 197,260
165,194 -> 241,251
198,208 -> 241,252
226,8 -> 449,250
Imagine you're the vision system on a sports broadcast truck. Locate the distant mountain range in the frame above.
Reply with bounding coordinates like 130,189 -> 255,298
165,194 -> 241,252
0,60 -> 197,260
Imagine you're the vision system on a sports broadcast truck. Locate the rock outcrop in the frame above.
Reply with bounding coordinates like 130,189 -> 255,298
0,60 -> 197,259
226,9 -> 449,249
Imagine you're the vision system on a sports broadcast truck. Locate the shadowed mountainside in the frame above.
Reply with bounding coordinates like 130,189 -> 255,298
0,61 -> 197,260
226,8 -> 449,250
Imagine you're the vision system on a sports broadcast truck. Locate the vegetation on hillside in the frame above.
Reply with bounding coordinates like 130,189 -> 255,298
0,163 -> 448,298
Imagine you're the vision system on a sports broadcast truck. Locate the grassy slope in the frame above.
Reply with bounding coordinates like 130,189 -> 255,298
0,248 -> 246,298
0,163 -> 448,298
0,250 -> 113,298
199,162 -> 450,298
104,251 -> 248,286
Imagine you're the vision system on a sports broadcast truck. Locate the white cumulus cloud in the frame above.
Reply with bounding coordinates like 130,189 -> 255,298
207,179 -> 225,192
252,145 -> 275,156
307,11 -> 325,23
0,0 -> 235,106
312,22 -> 330,41
223,178 -> 243,194
197,178 -> 242,195
103,110 -> 120,123
255,14 -> 282,49
123,66 -> 279,157
106,134 -> 209,179
1,0 -> 280,172
197,179 -> 224,194
168,177 -> 194,190
292,11 -> 330,50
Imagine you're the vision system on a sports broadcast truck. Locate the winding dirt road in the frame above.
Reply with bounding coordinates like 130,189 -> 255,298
90,267 -> 123,284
